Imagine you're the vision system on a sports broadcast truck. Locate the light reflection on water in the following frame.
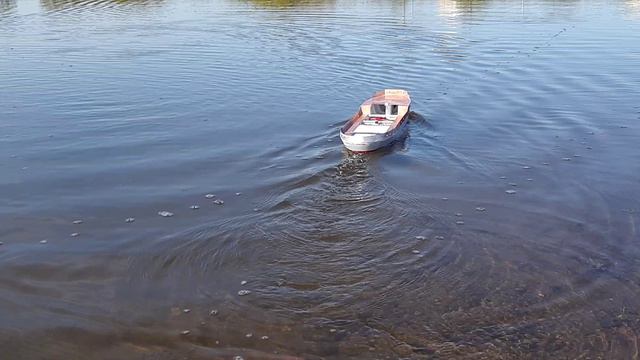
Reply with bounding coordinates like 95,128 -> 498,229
0,0 -> 640,358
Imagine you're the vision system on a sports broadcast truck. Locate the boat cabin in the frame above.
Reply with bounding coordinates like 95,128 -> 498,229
370,103 -> 400,120
341,89 -> 412,136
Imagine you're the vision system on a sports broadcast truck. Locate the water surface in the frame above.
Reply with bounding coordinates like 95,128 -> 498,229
1,0 -> 640,358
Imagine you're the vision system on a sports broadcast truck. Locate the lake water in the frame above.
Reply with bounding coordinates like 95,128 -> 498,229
1,0 -> 640,358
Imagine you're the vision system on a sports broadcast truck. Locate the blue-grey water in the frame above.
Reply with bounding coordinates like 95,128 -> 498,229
1,0 -> 640,358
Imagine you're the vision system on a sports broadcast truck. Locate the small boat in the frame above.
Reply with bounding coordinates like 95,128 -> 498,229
340,89 -> 412,152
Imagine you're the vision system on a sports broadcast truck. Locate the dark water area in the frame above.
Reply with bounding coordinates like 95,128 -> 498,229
1,0 -> 640,358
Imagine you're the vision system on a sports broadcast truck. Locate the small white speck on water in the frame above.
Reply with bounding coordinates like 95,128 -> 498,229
523,166 -> 531,169
527,178 -> 533,181
435,236 -> 445,240
70,233 -> 79,237
21,167 -> 28,170
0,241 -> 4,245
245,333 -> 253,338
180,330 -> 190,336
441,197 -> 448,201
475,207 -> 486,211
235,192 -> 242,196
240,280 -> 248,286
72,220 -> 83,224
183,308 -> 191,313
205,193 -> 216,199
158,211 -> 174,217
253,208 -> 259,212
238,289 -> 251,296
415,236 -> 426,240
505,189 -> 517,194
125,217 -> 135,223
234,356 -> 244,360
209,309 -> 218,316
412,250 -> 420,254
10,155 -> 16,158
329,329 -> 337,333
456,221 -> 465,225
573,154 -> 581,158
190,205 -> 200,210
499,176 -> 507,179
562,157 -> 571,161
40,240 -> 48,244
543,162 -> 550,165
457,181 -> 464,184
261,335 -> 269,340
509,183 -> 518,187
455,213 -> 463,217
213,199 -> 224,205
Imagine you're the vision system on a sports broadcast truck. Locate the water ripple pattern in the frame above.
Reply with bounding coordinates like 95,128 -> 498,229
1,0 -> 640,358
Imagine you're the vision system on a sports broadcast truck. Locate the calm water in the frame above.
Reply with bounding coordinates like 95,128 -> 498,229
1,0 -> 640,358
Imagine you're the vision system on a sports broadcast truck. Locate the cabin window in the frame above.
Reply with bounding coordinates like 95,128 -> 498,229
390,105 -> 398,115
371,104 -> 386,115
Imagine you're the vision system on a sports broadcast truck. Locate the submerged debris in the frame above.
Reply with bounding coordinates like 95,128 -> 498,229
158,211 -> 174,217
238,289 -> 251,296
0,241 -> 4,246
505,190 -> 517,194
125,217 -> 135,223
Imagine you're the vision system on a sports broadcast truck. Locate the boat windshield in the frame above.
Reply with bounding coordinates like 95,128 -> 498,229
371,103 -> 386,115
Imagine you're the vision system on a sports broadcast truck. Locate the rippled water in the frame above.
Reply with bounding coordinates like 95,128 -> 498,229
1,0 -> 640,358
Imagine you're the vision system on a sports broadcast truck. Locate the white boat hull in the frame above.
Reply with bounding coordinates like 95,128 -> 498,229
340,118 -> 408,152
